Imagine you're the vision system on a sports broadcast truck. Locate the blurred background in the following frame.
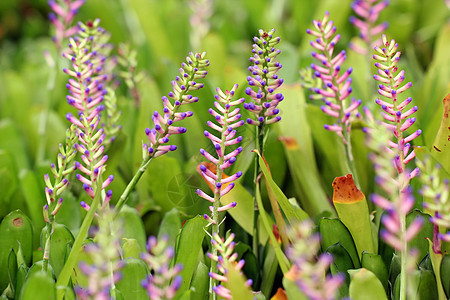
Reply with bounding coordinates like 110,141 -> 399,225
0,0 -> 448,239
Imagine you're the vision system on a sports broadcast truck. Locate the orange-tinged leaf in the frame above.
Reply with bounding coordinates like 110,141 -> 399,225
270,288 -> 288,300
332,174 -> 365,204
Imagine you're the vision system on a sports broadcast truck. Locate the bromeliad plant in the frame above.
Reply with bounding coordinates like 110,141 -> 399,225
2,1 -> 450,300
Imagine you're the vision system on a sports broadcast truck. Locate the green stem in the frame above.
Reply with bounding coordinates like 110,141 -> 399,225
399,213 -> 407,300
56,184 -> 101,300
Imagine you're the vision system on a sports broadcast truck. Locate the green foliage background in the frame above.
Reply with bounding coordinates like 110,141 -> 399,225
0,0 -> 448,263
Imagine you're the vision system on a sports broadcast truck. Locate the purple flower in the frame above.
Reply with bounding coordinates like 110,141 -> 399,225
307,12 -> 361,142
207,233 -> 252,299
197,84 -> 244,225
372,34 -> 421,182
349,0 -> 389,54
140,236 -> 183,300
48,0 -> 85,49
285,220 -> 344,300
417,157 -> 450,252
143,52 -> 209,159
63,20 -> 112,122
244,29 -> 284,127
72,114 -> 113,211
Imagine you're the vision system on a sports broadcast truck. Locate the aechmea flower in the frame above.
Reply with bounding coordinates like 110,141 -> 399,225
143,52 -> 209,159
244,29 -> 284,127
417,156 -> 450,250
43,125 -> 78,220
285,220 -> 344,300
207,233 -> 253,299
75,210 -> 123,300
307,12 -> 362,142
349,0 -> 389,54
71,113 -> 113,211
196,85 -> 244,225
63,20 -> 112,120
48,0 -> 85,49
373,34 -> 421,182
140,236 -> 183,300
117,43 -> 145,106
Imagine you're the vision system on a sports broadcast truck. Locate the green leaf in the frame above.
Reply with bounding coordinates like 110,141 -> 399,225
190,262 -> 209,300
406,209 -> 433,263
327,243 -> 355,298
116,205 -> 147,252
115,257 -> 149,300
349,268 -> 388,300
225,264 -> 254,300
40,223 -> 74,278
428,239 -> 448,300
0,210 -> 33,292
173,215 -> 207,297
122,239 -> 142,259
430,94 -> 450,173
157,208 -> 181,249
18,271 -> 56,300
276,84 -> 333,217
441,254 -> 450,298
257,152 -> 308,223
282,276 -> 308,300
417,269 -> 439,300
18,170 -> 45,238
361,252 -> 389,293
319,218 -> 361,268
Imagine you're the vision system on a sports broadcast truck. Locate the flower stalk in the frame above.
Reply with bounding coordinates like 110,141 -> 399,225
113,52 -> 209,215
307,12 -> 362,186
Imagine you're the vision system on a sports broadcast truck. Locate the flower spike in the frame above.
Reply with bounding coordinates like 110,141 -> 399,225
143,52 -> 209,159
244,29 -> 284,127
48,0 -> 85,49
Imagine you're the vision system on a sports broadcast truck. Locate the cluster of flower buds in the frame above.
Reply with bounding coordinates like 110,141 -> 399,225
117,43 -> 145,106
244,29 -> 284,127
48,0 -> 85,49
103,87 -> 122,146
143,52 -> 209,159
207,233 -> 253,299
196,85 -> 244,225
373,34 -> 421,183
43,125 -> 78,223
417,156 -> 450,248
63,20 -> 112,120
75,211 -> 123,299
285,220 -> 344,300
140,236 -> 183,300
307,12 -> 362,142
68,114 -> 113,212
349,0 -> 389,54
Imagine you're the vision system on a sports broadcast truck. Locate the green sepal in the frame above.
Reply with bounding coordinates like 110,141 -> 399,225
327,243 -> 354,297
116,205 -> 147,252
348,268 -> 388,300
18,271 -> 56,300
0,210 -> 33,292
319,218 -> 360,268
115,257 -> 149,300
122,238 -> 142,259
40,223 -> 75,278
361,252 -> 389,293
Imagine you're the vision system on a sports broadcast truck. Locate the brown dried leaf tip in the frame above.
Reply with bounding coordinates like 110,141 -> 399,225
332,174 -> 364,204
